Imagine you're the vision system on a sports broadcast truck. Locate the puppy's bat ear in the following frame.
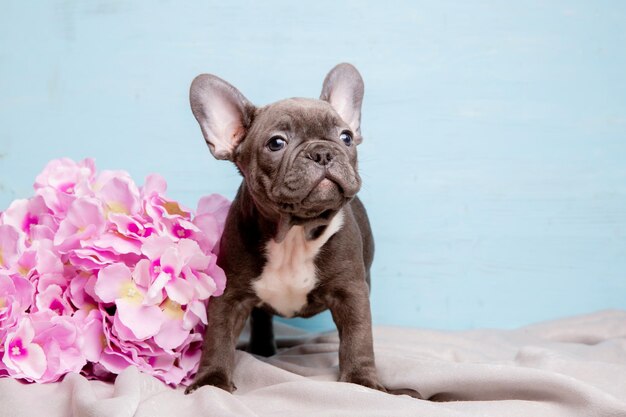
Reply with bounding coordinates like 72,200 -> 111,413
320,63 -> 364,144
190,74 -> 255,160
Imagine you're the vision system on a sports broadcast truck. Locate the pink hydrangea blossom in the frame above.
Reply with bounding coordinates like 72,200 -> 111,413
0,273 -> 35,343
33,158 -> 96,217
0,158 -> 229,385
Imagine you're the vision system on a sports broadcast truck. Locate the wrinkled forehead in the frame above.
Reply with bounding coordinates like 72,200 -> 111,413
253,98 -> 347,138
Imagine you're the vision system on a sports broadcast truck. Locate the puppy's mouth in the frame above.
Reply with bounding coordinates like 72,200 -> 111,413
264,147 -> 361,220
311,177 -> 344,198
276,175 -> 353,219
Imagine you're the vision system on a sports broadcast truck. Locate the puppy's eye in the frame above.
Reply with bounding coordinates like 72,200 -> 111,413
267,136 -> 287,152
340,131 -> 353,146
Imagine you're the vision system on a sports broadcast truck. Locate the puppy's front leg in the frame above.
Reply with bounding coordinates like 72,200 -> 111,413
329,281 -> 387,392
329,281 -> 424,399
185,294 -> 254,394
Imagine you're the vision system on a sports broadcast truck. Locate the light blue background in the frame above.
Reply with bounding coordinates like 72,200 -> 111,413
1,1 -> 625,331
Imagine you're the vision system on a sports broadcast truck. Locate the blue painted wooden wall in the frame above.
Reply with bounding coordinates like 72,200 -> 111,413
1,1 -> 625,330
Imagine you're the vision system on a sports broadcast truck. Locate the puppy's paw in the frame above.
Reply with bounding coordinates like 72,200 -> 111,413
184,371 -> 237,394
387,387 -> 424,399
340,371 -> 387,393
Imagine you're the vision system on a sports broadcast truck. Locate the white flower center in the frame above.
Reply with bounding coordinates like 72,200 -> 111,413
11,346 -> 21,356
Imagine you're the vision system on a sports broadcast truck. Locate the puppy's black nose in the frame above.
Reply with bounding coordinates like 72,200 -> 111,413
307,147 -> 334,166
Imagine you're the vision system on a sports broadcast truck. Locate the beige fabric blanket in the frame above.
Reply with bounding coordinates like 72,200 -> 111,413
1,310 -> 625,417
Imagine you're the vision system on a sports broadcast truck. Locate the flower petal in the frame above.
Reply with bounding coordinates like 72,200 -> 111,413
165,278 -> 194,305
116,299 -> 163,339
131,259 -> 152,289
76,309 -> 104,363
141,235 -> 172,260
142,174 -> 167,197
93,233 -> 142,255
13,342 -> 47,380
196,194 -> 230,225
3,319 -> 46,380
154,318 -> 189,350
94,264 -> 132,303
177,239 -> 210,270
97,175 -> 140,216
0,224 -> 22,269
147,271 -> 170,301
183,300 -> 207,329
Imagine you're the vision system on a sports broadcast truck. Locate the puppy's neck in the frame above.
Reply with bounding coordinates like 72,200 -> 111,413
239,182 -> 341,243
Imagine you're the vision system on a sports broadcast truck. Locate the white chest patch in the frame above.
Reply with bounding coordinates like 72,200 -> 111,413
252,210 -> 345,317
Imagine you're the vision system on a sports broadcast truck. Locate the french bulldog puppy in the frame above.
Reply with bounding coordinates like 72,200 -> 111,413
185,63 -> 420,399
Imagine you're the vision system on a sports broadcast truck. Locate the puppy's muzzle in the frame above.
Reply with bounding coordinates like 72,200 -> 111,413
306,143 -> 335,167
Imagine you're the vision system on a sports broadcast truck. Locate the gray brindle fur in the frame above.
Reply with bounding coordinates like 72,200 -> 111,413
185,63 -> 421,399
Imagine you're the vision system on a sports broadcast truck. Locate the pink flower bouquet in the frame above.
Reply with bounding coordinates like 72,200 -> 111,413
0,158 -> 230,385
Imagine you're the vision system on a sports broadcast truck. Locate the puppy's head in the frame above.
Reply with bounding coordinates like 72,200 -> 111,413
190,63 -> 364,223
